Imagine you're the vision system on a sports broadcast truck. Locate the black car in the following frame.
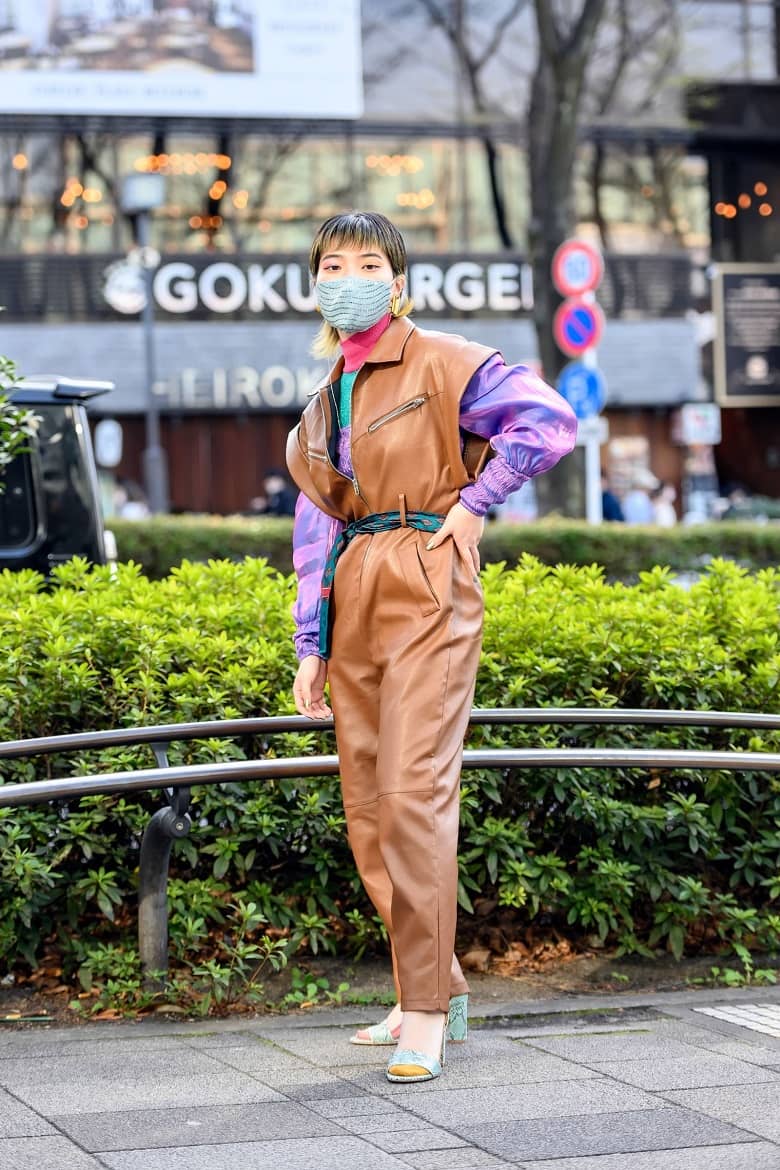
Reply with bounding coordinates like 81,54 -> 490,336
0,377 -> 113,575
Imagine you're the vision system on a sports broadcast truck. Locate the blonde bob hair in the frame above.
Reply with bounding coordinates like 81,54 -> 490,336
309,210 -> 413,358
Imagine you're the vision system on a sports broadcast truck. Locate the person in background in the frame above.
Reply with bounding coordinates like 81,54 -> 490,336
262,470 -> 297,517
600,470 -> 624,522
286,210 -> 576,1086
622,468 -> 658,524
652,481 -> 678,527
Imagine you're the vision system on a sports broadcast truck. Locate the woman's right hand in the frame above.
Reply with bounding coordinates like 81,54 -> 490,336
293,655 -> 331,719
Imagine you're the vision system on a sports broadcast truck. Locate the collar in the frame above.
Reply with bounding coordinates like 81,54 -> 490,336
341,314 -> 392,372
313,316 -> 417,395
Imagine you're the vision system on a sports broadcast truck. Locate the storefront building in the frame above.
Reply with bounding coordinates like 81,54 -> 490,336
0,1 -> 777,514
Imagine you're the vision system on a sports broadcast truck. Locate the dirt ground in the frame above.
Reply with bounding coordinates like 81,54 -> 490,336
2,949 -> 772,1029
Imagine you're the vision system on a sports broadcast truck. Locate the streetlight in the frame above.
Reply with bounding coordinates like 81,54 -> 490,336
120,172 -> 168,514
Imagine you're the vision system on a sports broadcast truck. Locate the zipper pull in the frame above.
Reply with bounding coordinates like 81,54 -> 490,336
352,475 -> 361,498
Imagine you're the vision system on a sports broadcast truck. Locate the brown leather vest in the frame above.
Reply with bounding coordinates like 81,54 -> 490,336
286,317 -> 497,521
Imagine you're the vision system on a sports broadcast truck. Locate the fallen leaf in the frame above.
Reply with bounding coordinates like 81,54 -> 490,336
460,948 -> 491,972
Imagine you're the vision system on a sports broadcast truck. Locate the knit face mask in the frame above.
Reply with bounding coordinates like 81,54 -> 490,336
316,276 -> 393,334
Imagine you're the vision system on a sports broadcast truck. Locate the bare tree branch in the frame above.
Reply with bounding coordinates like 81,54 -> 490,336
533,0 -> 562,60
474,0 -> 528,72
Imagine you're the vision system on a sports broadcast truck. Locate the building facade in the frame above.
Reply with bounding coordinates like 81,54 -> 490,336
0,0 -> 778,513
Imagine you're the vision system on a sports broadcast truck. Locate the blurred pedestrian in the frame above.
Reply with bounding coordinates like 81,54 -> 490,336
262,470 -> 297,516
652,481 -> 678,527
286,210 -> 576,1085
600,471 -> 624,522
622,468 -> 658,524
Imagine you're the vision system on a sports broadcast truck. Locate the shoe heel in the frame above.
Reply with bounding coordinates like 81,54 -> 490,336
446,993 -> 468,1043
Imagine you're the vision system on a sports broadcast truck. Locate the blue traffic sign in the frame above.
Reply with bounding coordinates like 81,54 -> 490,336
557,362 -> 607,419
553,298 -> 605,357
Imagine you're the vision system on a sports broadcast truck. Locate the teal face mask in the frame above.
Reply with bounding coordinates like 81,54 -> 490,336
315,276 -> 393,334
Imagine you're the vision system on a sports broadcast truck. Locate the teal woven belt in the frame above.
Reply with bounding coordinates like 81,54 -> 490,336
319,510 -> 444,658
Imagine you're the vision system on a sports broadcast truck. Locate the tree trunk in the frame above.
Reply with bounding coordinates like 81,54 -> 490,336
527,0 -> 607,518
527,58 -> 584,516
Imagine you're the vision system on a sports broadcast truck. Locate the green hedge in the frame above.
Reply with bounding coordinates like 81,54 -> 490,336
110,515 -> 780,580
0,556 -> 779,992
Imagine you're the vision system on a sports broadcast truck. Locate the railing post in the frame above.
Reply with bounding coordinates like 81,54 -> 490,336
137,743 -> 191,987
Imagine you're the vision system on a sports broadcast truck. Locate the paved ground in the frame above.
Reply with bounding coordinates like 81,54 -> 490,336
1,986 -> 779,1170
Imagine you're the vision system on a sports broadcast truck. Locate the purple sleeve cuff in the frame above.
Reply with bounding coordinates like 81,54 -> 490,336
459,455 -> 528,515
291,491 -> 343,661
294,633 -> 323,662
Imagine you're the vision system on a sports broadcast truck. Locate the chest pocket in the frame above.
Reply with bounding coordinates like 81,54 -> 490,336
367,395 -> 429,433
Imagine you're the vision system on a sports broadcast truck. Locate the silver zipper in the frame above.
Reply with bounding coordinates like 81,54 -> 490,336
308,450 -> 328,462
318,391 -> 363,499
367,396 -> 428,433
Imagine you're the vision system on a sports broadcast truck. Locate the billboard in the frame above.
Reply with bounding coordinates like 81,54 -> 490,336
0,0 -> 362,118
713,264 -> 780,407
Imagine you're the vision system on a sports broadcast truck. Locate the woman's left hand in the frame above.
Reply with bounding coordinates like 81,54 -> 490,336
426,501 -> 484,576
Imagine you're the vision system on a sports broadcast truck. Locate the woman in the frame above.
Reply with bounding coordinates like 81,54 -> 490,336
287,211 -> 576,1083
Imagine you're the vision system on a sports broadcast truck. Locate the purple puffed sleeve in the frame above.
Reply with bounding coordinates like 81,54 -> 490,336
459,355 -> 577,516
292,491 -> 344,661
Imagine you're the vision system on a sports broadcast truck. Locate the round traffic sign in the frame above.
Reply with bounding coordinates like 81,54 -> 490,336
557,362 -> 606,419
552,240 -> 604,297
553,298 -> 605,357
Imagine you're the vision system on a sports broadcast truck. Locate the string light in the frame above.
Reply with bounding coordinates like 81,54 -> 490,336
232,189 -> 249,209
759,202 -> 773,216
134,151 -> 233,175
366,154 -> 425,176
738,193 -> 751,209
397,188 -> 435,209
12,153 -> 28,170
754,181 -> 768,196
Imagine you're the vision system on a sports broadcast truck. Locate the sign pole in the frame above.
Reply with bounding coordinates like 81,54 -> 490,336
585,430 -> 603,523
552,238 -> 607,525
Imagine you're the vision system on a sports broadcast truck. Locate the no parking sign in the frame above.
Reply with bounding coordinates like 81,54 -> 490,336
552,298 -> 605,358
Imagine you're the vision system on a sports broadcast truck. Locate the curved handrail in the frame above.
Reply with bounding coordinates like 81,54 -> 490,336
0,707 -> 777,759
1,746 -> 778,810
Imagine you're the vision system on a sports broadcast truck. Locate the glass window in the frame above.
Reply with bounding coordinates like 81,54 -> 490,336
0,452 -> 35,550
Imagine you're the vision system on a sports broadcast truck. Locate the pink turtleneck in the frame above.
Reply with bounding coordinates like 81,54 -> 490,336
340,313 -> 392,372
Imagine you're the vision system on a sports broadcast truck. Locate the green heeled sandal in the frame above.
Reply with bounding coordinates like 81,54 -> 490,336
349,993 -> 468,1046
386,1027 -> 447,1083
446,993 -> 468,1043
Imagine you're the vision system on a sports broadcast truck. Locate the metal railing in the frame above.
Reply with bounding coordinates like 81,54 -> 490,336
1,708 -> 779,983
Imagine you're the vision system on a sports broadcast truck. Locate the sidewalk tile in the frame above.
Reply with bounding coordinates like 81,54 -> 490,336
9,1070 -> 285,1115
306,1097 -> 408,1117
396,1151 -> 514,1169
337,1050 -> 597,1097
519,1032 -> 697,1063
192,1043 -> 316,1076
282,1080 -> 372,1100
0,1048 -> 226,1087
336,1114 -> 433,1133
0,1088 -> 55,1138
51,1100 -> 343,1152
588,1053 -> 780,1090
99,1134 -> 412,1169
0,1136 -> 104,1170
457,1106 -> 757,1161
663,1082 -> 780,1141
366,1129 -> 469,1152
380,1079 -> 660,1126
0,1036 -> 193,1061
525,1141 -> 780,1170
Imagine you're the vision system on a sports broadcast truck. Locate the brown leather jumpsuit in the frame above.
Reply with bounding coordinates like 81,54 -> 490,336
287,317 -> 496,1012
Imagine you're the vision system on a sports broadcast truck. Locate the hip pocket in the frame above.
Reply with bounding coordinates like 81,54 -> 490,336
397,538 -> 441,618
